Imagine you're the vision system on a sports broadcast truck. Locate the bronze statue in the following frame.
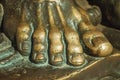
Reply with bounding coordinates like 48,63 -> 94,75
0,0 -> 113,66
0,0 -> 120,80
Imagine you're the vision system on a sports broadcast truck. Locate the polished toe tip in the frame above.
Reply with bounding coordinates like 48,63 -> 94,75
97,43 -> 113,57
32,53 -> 46,64
50,54 -> 63,66
69,53 -> 85,66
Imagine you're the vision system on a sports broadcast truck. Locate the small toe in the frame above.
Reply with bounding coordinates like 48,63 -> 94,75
31,27 -> 47,64
16,22 -> 32,55
49,31 -> 64,66
48,4 -> 64,66
68,53 -> 85,66
64,29 -> 84,66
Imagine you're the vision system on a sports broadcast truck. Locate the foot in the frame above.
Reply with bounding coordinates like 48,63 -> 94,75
2,0 -> 113,66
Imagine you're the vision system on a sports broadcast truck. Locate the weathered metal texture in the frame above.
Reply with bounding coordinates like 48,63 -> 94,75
0,0 -> 119,80
0,33 -> 23,70
0,0 -> 113,66
0,54 -> 120,80
0,25 -> 119,80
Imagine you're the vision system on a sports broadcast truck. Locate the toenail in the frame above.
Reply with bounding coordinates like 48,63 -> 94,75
36,53 -> 44,60
69,53 -> 85,66
22,41 -> 30,50
50,54 -> 63,65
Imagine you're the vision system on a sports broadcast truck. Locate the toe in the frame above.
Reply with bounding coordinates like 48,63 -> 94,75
31,3 -> 48,64
16,22 -> 32,55
65,30 -> 85,66
48,3 -> 64,66
16,4 -> 33,56
56,4 -> 85,66
83,30 -> 113,56
49,45 -> 64,66
31,27 -> 47,63
49,40 -> 64,66
48,25 -> 64,66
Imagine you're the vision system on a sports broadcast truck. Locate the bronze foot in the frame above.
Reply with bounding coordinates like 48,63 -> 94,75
1,0 -> 113,67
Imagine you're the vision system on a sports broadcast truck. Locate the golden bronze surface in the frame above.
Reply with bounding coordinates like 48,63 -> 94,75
0,0 -> 120,80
